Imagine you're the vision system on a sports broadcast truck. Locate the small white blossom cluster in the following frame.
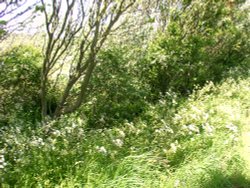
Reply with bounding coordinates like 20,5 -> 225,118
223,123 -> 239,144
0,153 -> 6,170
65,126 -> 73,134
112,139 -> 124,147
96,146 -> 107,155
155,124 -> 174,135
125,121 -> 141,135
202,123 -> 214,135
52,130 -> 61,137
182,124 -> 200,135
0,61 -> 4,67
225,123 -> 238,133
117,129 -> 126,138
125,121 -> 135,131
30,137 -> 45,147
224,134 -> 239,144
170,140 -> 181,153
174,179 -> 180,187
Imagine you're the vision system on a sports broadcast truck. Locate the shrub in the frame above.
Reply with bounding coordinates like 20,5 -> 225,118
142,0 -> 249,97
84,46 -> 149,128
0,46 -> 42,125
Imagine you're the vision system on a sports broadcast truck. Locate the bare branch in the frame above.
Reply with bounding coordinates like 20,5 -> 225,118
39,0 -> 136,119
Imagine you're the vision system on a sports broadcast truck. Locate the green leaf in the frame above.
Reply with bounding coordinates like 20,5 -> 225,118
0,20 -> 7,25
35,5 -> 45,12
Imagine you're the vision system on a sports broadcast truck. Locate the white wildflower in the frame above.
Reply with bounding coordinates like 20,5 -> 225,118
96,146 -> 107,155
191,106 -> 201,113
31,137 -> 44,146
202,123 -> 214,134
53,130 -> 61,136
224,140 -> 229,145
204,113 -> 209,120
163,149 -> 168,153
155,129 -> 161,133
92,97 -> 97,102
118,130 -> 125,138
0,62 -> 4,66
234,137 -> 239,142
170,143 -> 177,153
65,126 -> 72,133
226,123 -> 238,133
141,123 -> 147,128
159,99 -> 165,105
0,154 -> 6,169
190,113 -> 197,119
78,128 -> 84,136
206,125 -> 213,133
72,123 -> 77,129
174,180 -> 180,187
170,140 -> 180,153
135,129 -> 141,135
37,138 -> 45,146
74,161 -> 84,166
99,115 -> 105,123
113,139 -> 124,147
130,147 -> 136,152
172,99 -> 177,105
165,126 -> 174,134
0,155 -> 4,163
174,114 -> 182,121
188,124 -> 199,133
182,125 -> 188,129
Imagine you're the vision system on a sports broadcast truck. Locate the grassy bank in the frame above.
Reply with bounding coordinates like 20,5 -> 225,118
1,75 -> 250,187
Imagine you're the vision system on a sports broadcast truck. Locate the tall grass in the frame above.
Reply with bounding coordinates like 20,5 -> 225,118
1,75 -> 250,187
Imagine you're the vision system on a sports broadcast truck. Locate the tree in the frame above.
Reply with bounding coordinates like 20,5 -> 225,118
39,0 -> 136,120
0,0 -> 39,41
143,0 -> 249,96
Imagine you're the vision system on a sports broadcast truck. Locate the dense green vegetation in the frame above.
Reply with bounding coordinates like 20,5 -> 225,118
0,0 -> 249,187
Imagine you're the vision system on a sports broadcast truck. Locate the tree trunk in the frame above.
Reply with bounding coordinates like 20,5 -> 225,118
41,74 -> 47,122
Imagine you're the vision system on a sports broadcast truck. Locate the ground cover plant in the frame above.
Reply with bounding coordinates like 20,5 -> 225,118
1,70 -> 250,187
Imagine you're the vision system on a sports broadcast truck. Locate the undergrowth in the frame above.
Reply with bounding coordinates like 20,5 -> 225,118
0,75 -> 250,187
